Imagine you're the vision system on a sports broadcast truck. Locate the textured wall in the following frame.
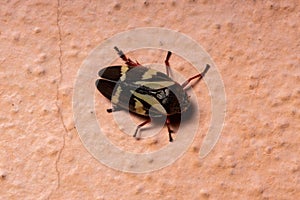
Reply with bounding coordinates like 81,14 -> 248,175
1,0 -> 299,199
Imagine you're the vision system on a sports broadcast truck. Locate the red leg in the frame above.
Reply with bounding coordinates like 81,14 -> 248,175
133,119 -> 151,138
165,51 -> 172,76
166,117 -> 174,142
114,46 -> 140,67
181,64 -> 210,88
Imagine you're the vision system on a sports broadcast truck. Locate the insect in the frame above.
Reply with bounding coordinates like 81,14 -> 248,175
96,47 -> 210,142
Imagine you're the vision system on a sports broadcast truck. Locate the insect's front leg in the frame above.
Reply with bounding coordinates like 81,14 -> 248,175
181,64 -> 210,89
114,46 -> 140,67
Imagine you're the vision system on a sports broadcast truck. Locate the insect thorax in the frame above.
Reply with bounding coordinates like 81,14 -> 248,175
135,83 -> 190,116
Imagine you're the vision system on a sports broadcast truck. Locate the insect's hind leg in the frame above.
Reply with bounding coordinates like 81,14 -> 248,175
133,119 -> 151,139
114,46 -> 140,67
166,117 -> 174,142
165,51 -> 172,76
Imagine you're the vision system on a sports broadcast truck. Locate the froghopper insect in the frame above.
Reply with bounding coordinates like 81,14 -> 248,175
96,47 -> 210,142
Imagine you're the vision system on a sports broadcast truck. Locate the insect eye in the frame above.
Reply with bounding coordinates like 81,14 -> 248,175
164,89 -> 169,96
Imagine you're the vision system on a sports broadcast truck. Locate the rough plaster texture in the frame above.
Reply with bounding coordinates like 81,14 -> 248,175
0,0 -> 299,199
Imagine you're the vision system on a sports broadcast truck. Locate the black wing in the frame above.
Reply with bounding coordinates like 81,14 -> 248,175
95,79 -> 116,100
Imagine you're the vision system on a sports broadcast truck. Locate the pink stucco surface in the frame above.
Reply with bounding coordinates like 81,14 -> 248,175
1,0 -> 299,199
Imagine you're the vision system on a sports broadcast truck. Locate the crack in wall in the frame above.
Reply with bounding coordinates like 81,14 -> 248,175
48,0 -> 67,199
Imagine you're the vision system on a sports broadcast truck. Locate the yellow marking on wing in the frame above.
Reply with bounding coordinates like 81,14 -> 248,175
134,98 -> 146,115
111,86 -> 122,104
133,92 -> 167,115
120,66 -> 129,81
142,69 -> 158,79
135,81 -> 175,89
